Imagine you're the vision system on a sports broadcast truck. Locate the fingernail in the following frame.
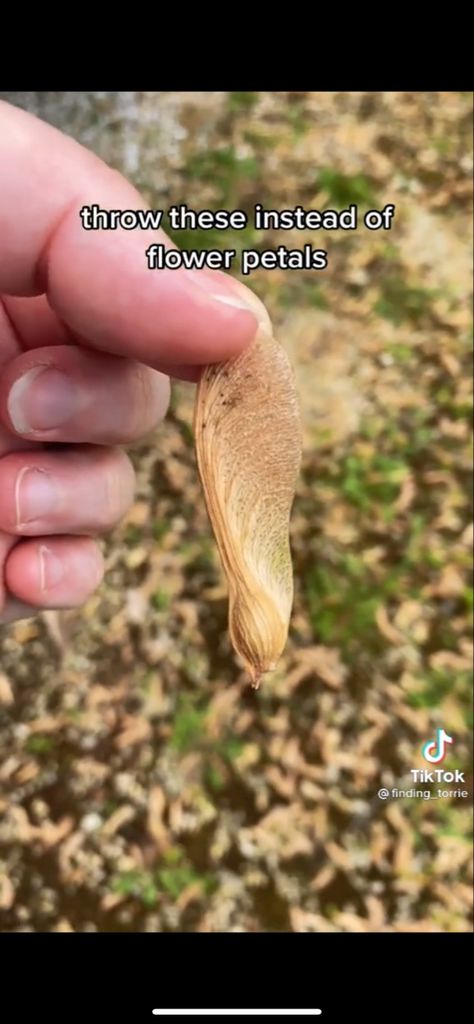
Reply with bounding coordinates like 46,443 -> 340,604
39,544 -> 64,592
8,366 -> 81,434
194,272 -> 274,337
15,467 -> 58,528
185,271 -> 261,317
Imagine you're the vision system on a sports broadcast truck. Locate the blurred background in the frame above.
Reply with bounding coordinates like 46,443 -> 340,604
0,91 -> 472,932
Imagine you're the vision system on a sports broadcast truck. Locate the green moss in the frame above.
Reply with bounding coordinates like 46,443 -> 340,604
278,280 -> 328,310
153,518 -> 170,542
162,846 -> 184,865
182,146 -> 259,207
205,763 -> 226,791
452,401 -> 473,421
374,276 -> 436,325
157,847 -> 216,897
112,850 -> 217,906
190,539 -> 216,574
432,135 -> 452,156
65,707 -> 82,722
305,543 -> 411,651
124,524 -> 142,545
158,863 -> 216,899
243,129 -> 279,150
286,101 -> 310,137
150,589 -> 171,612
139,670 -> 154,693
170,696 -> 208,752
406,668 -> 472,709
381,242 -> 400,261
387,343 -> 414,364
112,870 -> 159,908
228,92 -> 258,113
337,452 -> 409,510
25,735 -> 55,755
306,563 -> 379,649
316,169 -> 377,208
218,736 -> 245,762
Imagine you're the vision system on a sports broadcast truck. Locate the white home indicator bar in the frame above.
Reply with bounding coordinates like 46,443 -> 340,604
152,1012 -> 322,1017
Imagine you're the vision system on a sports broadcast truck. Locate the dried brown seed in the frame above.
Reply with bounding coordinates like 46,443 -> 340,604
194,324 -> 302,688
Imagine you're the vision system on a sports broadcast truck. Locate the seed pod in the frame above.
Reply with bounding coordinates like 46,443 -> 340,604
194,324 -> 302,688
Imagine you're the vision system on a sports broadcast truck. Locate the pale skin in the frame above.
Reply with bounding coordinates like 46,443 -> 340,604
0,100 -> 270,624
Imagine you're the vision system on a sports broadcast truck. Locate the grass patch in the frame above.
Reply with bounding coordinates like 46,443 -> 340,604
112,856 -> 217,906
124,524 -> 142,545
150,589 -> 172,612
387,342 -> 414,364
112,870 -> 159,908
190,538 -> 216,574
316,169 -> 376,208
152,519 -> 170,543
170,695 -> 208,753
278,280 -> 328,310
452,401 -> 473,421
305,559 -> 401,651
159,847 -> 216,898
228,92 -> 258,113
218,736 -> 245,762
374,276 -> 436,325
205,762 -> 226,792
286,100 -> 310,137
337,452 -> 409,511
158,862 -> 216,900
406,668 -> 472,709
25,735 -> 55,755
182,146 -> 259,207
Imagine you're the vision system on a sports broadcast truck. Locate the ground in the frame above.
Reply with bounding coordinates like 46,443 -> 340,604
0,91 -> 472,932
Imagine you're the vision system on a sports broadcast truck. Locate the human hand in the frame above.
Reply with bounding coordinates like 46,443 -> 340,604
0,100 -> 268,623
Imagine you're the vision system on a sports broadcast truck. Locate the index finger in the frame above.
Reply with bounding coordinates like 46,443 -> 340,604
0,100 -> 269,368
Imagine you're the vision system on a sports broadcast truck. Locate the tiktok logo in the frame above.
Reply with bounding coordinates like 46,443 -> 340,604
422,728 -> 453,764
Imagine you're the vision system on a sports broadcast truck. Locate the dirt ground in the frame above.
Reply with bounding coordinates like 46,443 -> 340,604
0,91 -> 472,932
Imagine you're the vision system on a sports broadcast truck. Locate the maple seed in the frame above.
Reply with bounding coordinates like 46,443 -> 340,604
194,324 -> 302,687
